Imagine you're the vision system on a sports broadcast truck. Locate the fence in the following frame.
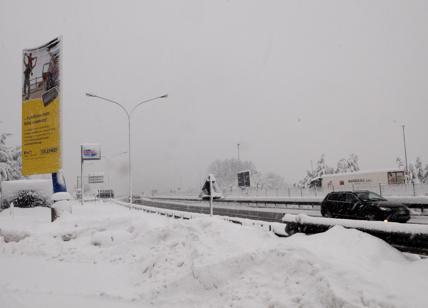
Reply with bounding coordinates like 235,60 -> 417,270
224,183 -> 428,198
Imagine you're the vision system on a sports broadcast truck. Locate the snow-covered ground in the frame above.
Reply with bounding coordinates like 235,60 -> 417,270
1,201 -> 428,308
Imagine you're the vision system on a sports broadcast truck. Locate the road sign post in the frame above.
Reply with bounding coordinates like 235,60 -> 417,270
80,144 -> 101,204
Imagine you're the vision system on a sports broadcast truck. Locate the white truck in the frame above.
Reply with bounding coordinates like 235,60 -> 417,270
311,169 -> 406,190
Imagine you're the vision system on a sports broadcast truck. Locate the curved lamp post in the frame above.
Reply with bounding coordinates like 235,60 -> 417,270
401,124 -> 408,179
85,92 -> 168,203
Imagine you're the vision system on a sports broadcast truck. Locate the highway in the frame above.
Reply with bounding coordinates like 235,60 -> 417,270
138,197 -> 428,225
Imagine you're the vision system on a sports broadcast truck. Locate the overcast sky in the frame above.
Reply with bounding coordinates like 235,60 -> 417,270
1,0 -> 428,194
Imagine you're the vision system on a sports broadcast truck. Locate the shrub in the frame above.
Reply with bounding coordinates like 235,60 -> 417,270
3,190 -> 50,208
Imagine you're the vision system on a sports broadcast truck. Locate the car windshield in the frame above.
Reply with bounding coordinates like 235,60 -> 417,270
356,191 -> 386,201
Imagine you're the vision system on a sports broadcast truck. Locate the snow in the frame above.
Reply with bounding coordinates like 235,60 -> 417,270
1,201 -> 428,307
51,192 -> 73,202
283,214 -> 428,234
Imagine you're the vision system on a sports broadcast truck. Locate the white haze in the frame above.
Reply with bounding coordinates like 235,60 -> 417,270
1,0 -> 428,195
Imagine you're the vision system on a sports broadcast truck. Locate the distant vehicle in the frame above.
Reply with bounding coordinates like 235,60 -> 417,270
96,189 -> 114,199
199,174 -> 224,200
321,191 -> 410,223
310,169 -> 406,190
132,195 -> 142,204
75,189 -> 82,200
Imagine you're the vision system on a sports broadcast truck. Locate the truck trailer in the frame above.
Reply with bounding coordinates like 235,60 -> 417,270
310,169 -> 406,190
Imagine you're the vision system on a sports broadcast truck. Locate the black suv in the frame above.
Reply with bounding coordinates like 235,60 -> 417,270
321,191 -> 410,223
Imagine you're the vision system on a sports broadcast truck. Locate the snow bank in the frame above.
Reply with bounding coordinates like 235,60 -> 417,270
1,201 -> 428,308
283,213 -> 428,235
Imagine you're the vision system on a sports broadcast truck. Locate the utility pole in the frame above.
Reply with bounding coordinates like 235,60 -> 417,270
402,125 -> 409,180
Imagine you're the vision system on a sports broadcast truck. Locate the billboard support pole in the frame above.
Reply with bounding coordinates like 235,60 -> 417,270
128,114 -> 132,203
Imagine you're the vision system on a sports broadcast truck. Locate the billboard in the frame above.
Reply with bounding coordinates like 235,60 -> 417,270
81,144 -> 101,160
22,37 -> 62,176
237,170 -> 251,188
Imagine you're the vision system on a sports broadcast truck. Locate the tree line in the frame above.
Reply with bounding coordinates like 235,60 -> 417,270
299,154 -> 360,188
299,154 -> 428,188
207,158 -> 286,191
396,157 -> 428,183
0,133 -> 21,189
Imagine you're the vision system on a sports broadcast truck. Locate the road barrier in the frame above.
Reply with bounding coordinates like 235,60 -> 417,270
112,199 -> 288,237
150,196 -> 428,213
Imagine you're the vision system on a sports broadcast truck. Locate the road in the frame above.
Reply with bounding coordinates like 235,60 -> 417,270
142,198 -> 428,225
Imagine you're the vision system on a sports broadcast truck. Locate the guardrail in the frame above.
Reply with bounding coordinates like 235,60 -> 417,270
149,196 -> 428,213
111,199 -> 288,236
127,198 -> 286,222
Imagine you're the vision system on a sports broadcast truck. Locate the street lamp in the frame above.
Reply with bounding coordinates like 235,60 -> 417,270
85,92 -> 168,203
401,124 -> 409,180
393,120 -> 409,182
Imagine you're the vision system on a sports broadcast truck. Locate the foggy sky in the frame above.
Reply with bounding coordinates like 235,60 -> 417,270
1,0 -> 428,195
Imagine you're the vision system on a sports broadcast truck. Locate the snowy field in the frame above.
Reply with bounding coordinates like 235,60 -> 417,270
1,201 -> 428,308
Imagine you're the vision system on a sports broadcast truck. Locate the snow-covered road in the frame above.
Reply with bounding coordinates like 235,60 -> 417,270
147,198 -> 428,224
1,201 -> 428,308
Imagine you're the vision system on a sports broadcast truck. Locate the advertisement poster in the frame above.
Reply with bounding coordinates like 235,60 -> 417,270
22,37 -> 62,175
81,144 -> 101,160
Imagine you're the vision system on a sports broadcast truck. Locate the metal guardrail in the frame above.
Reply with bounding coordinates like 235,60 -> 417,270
111,199 -> 288,236
149,196 -> 428,213
132,198 -> 286,222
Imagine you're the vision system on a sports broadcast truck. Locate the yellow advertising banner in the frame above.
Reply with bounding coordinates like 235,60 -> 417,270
22,37 -> 62,176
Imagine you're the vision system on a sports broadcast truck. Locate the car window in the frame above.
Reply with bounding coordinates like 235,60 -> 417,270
328,193 -> 339,201
345,193 -> 356,202
366,192 -> 385,201
356,191 -> 386,201
337,193 -> 346,202
356,191 -> 368,200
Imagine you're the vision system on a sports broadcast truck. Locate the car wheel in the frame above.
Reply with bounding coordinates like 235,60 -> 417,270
323,210 -> 333,218
366,213 -> 376,221
285,223 -> 299,235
